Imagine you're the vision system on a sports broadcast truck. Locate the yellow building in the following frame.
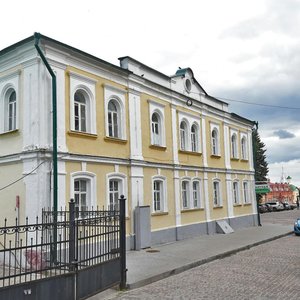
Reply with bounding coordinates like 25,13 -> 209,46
0,34 -> 257,248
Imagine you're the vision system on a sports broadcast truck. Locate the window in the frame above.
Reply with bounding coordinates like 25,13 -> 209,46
151,112 -> 162,145
108,100 -> 120,138
74,179 -> 88,217
152,176 -> 167,212
180,121 -> 188,150
153,180 -> 162,212
241,136 -> 247,160
192,181 -> 201,208
211,129 -> 219,155
74,90 -> 87,132
182,180 -> 189,209
109,179 -> 121,210
231,134 -> 238,158
5,89 -> 16,131
191,124 -> 198,152
213,181 -> 221,206
233,181 -> 240,204
243,181 -> 249,203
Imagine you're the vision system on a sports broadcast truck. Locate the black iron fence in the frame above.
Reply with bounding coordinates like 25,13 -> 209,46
0,196 -> 126,299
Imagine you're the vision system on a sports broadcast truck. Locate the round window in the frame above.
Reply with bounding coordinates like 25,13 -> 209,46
185,78 -> 192,93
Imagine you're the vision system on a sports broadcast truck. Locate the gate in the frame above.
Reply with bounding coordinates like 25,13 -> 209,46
0,196 -> 127,300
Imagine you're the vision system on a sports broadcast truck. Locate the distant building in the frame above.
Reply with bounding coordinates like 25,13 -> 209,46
264,182 -> 294,203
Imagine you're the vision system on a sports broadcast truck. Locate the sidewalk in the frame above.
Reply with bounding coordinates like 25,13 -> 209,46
89,223 -> 293,299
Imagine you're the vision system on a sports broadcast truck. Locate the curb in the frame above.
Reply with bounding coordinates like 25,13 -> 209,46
127,231 -> 293,290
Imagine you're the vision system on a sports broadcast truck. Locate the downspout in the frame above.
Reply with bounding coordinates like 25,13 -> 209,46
34,32 -> 58,213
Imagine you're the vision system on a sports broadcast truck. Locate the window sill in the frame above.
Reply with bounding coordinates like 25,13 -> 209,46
233,204 -> 242,207
68,130 -> 97,139
230,157 -> 239,161
149,144 -> 167,151
210,154 -> 221,158
181,208 -> 204,213
243,203 -> 252,206
151,211 -> 168,216
213,205 -> 223,209
104,136 -> 128,144
0,129 -> 19,136
241,159 -> 249,162
179,150 -> 202,156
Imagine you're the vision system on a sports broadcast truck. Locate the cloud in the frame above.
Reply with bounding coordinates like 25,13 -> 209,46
273,130 -> 295,139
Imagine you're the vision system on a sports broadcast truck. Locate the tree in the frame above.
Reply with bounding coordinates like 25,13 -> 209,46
252,128 -> 269,182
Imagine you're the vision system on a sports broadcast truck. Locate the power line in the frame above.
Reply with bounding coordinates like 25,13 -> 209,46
215,96 -> 300,110
0,161 -> 47,191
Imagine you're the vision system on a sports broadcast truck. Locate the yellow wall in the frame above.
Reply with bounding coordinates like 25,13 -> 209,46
65,67 -> 130,159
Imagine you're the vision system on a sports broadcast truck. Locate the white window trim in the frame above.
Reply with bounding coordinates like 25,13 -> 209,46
70,171 -> 97,209
232,181 -> 240,205
212,179 -> 222,207
0,81 -> 19,134
70,84 -> 96,134
152,175 -> 168,213
104,86 -> 126,140
106,173 -> 128,215
178,114 -> 201,153
242,181 -> 250,204
181,178 -> 190,209
192,178 -> 203,208
149,101 -> 166,147
240,133 -> 248,160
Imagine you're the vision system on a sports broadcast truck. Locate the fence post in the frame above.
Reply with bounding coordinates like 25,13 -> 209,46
69,198 -> 76,272
119,195 -> 127,290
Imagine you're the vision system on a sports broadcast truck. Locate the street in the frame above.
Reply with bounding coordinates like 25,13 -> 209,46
110,210 -> 300,300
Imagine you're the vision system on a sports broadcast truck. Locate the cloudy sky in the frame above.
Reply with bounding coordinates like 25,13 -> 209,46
1,0 -> 300,185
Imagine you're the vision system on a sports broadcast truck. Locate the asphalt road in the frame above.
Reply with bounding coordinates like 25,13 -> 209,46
110,210 -> 300,300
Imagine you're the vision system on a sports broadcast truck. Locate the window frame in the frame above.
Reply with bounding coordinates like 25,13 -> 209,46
191,123 -> 199,152
211,128 -> 219,156
231,133 -> 238,159
74,90 -> 88,132
232,181 -> 240,205
192,179 -> 202,208
151,111 -> 163,146
242,181 -> 250,204
180,120 -> 188,151
181,179 -> 190,209
241,135 -> 248,160
152,176 -> 167,213
107,99 -> 121,138
213,180 -> 222,207
70,172 -> 97,218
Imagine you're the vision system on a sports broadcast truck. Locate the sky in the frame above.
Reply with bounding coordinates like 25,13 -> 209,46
1,0 -> 300,185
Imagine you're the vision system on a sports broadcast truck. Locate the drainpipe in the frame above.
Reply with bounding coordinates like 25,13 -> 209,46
34,32 -> 58,213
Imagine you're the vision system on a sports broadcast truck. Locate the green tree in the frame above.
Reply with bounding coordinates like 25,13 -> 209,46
252,128 -> 269,182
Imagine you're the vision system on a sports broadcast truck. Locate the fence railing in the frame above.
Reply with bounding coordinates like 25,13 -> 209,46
0,196 -> 126,289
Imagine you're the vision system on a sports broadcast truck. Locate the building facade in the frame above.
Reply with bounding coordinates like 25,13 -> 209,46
0,34 -> 257,249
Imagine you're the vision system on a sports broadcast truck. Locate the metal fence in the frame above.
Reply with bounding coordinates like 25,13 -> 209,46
0,197 -> 126,299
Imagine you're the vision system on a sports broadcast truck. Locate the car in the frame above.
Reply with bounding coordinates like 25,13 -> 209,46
294,218 -> 300,235
282,201 -> 291,210
259,204 -> 268,213
265,201 -> 284,211
290,203 -> 297,210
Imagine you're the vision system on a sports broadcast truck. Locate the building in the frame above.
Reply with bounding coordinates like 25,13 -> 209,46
264,181 -> 298,204
0,33 -> 257,249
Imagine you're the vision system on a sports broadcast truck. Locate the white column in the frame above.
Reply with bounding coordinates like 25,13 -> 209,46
203,172 -> 211,221
128,90 -> 143,160
201,118 -> 208,167
171,105 -> 179,164
224,123 -> 231,169
173,170 -> 181,227
226,174 -> 234,218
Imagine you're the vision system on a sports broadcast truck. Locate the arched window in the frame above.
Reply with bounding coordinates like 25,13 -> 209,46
108,99 -> 120,138
109,179 -> 121,210
211,129 -> 219,155
151,112 -> 161,145
74,90 -> 87,132
4,89 -> 17,132
243,181 -> 249,203
241,136 -> 247,160
180,121 -> 188,151
213,180 -> 221,206
231,133 -> 238,158
233,181 -> 240,204
191,124 -> 198,152
152,176 -> 167,213
74,179 -> 89,217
